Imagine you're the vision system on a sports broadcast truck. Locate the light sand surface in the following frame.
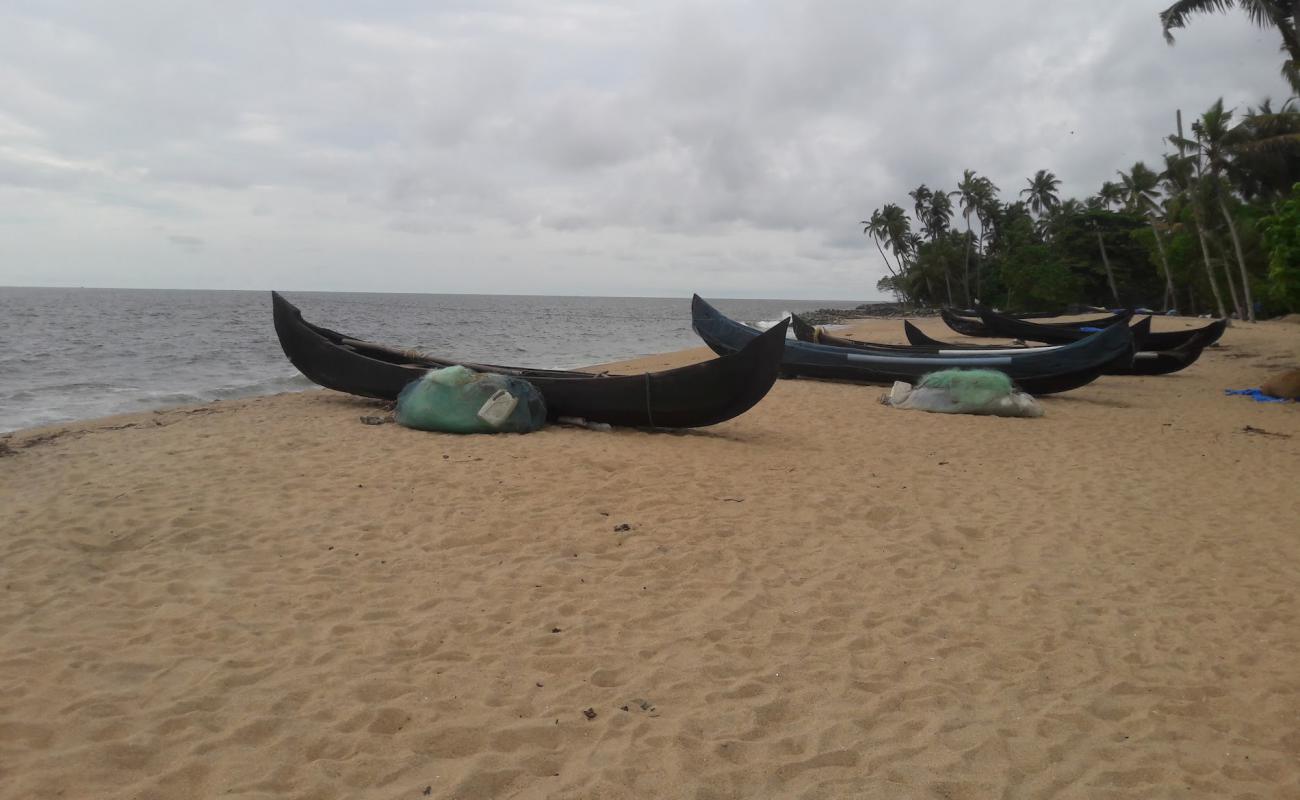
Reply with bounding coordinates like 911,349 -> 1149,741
2,316 -> 1299,799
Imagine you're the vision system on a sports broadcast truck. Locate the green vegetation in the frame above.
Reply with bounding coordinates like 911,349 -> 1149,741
1260,183 -> 1300,312
866,6 -> 1300,317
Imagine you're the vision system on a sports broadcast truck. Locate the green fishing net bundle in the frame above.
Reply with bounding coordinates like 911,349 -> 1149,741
395,365 -> 547,434
913,369 -> 1014,410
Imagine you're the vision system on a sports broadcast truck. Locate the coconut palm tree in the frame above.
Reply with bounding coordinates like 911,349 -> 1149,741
926,191 -> 955,240
1232,98 -> 1300,204
1087,186 -> 1123,306
1160,0 -> 1300,93
909,185 -> 933,233
863,208 -> 905,293
1056,198 -> 1086,217
925,191 -> 957,305
906,188 -> 958,304
952,170 -> 997,304
1172,99 -> 1257,320
973,190 -> 1003,301
1096,181 -> 1125,210
1163,151 -> 1230,318
1020,170 -> 1062,218
1119,161 -> 1178,309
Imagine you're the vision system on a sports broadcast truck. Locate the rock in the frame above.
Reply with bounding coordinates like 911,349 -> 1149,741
797,303 -> 942,326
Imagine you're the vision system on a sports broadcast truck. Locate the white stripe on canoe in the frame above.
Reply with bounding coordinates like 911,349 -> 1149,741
935,346 -> 1062,356
845,353 -> 1016,366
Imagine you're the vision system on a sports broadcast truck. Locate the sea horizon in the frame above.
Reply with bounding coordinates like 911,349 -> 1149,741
0,284 -> 884,304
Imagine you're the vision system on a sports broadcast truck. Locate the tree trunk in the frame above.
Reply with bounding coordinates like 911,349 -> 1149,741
1191,212 -> 1228,319
915,258 -> 934,305
1217,194 -> 1256,322
1095,230 -> 1121,306
872,239 -> 907,304
1212,237 -> 1244,320
1148,221 -> 1177,311
872,239 -> 900,279
943,267 -> 955,307
961,221 -> 973,305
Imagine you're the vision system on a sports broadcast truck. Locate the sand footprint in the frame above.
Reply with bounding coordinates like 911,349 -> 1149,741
590,668 -> 625,688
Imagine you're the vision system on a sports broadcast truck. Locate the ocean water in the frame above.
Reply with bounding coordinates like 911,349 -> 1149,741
0,288 -> 864,433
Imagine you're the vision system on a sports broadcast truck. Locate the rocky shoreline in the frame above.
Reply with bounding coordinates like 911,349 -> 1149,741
794,303 -> 942,326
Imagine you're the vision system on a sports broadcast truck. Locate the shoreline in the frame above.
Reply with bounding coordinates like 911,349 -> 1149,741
4,313 -> 1295,442
5,308 -> 1292,438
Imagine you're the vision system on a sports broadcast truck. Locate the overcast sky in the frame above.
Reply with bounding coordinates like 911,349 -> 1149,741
0,1 -> 1291,299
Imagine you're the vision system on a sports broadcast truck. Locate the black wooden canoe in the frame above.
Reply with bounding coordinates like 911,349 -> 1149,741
272,292 -> 788,428
941,307 -> 1133,338
941,307 -> 1131,337
977,308 -> 1226,348
693,296 -> 1133,395
791,315 -> 1197,376
791,312 -> 1033,352
896,319 -> 1212,377
796,312 -> 1151,350
904,320 -> 1162,350
940,308 -> 993,337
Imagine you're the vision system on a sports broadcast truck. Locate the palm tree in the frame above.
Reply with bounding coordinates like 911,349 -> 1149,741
1160,1 -> 1300,93
1056,198 -> 1086,217
901,186 -> 942,302
1088,186 -> 1123,306
1173,99 -> 1257,320
909,185 -> 933,234
1119,161 -> 1178,309
926,191 -> 955,240
1232,98 -> 1300,204
952,170 -> 996,304
1163,150 -> 1230,318
925,191 -> 957,305
863,208 -> 905,294
1096,181 -> 1125,210
973,191 -> 1002,301
1020,170 -> 1062,218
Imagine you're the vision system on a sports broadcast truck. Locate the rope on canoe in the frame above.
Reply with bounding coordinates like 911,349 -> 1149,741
644,372 -> 655,429
341,337 -> 433,362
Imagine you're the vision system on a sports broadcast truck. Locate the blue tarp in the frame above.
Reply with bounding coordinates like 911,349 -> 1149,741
1225,388 -> 1289,404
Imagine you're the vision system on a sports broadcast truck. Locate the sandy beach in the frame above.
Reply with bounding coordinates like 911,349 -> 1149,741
2,314 -> 1298,799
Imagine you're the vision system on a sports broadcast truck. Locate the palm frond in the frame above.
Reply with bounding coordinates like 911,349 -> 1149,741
1160,0 -> 1240,43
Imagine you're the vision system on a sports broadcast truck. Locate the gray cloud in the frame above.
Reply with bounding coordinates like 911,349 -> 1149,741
0,1 -> 1291,298
166,234 -> 204,251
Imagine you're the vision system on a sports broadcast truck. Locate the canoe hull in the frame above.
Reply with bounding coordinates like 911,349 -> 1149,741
795,315 -> 1187,376
272,292 -> 788,428
694,296 -> 1134,395
978,308 -> 1225,348
899,318 -> 1206,376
